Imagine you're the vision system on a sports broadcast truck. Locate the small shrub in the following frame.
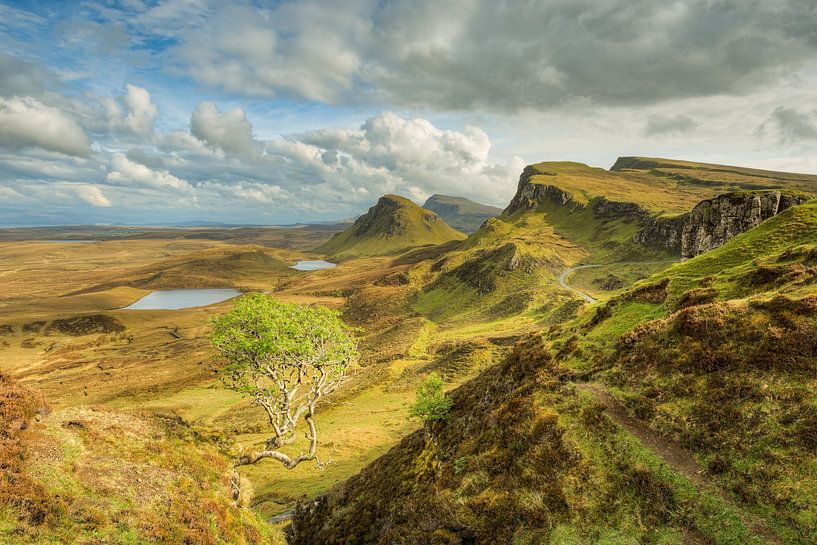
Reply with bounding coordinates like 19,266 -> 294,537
409,373 -> 452,423
453,457 -> 469,474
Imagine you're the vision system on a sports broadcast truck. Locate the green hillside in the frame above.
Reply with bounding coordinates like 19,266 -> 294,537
289,162 -> 817,545
422,194 -> 502,233
316,195 -> 466,258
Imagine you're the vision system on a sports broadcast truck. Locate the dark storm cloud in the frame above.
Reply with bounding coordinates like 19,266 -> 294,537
644,114 -> 698,136
766,106 -> 817,143
143,0 -> 817,111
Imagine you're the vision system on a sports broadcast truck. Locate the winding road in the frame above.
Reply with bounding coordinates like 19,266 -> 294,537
558,264 -> 601,304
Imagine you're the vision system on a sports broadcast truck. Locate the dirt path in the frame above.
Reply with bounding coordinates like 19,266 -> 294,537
582,383 -> 786,545
558,261 -> 677,304
558,265 -> 601,303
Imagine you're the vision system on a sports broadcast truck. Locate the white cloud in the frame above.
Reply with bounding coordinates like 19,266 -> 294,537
168,2 -> 364,102
0,185 -> 25,201
106,153 -> 192,191
75,184 -> 111,207
122,84 -> 158,135
269,112 -> 521,207
103,84 -> 159,136
191,101 -> 254,153
0,96 -> 91,156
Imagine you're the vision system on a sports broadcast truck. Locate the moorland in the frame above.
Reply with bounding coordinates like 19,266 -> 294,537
2,157 -> 817,545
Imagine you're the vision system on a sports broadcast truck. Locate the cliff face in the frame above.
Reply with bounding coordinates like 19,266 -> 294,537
503,165 -> 648,220
503,166 -> 574,214
503,166 -> 812,260
636,191 -> 811,258
591,198 -> 649,220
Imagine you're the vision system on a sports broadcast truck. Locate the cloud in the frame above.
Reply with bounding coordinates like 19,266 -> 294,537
191,101 -> 254,153
103,84 -> 159,136
0,52 -> 52,97
106,153 -> 192,191
268,111 -> 520,207
121,84 -> 159,135
644,114 -> 698,136
765,106 -> 817,143
75,184 -> 111,207
168,2 -> 364,102
0,97 -> 91,156
133,0 -> 817,111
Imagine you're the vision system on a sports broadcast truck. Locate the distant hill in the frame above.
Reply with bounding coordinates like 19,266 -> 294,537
316,195 -> 466,258
422,194 -> 502,233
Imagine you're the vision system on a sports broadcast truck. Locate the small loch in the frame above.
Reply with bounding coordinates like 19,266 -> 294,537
124,289 -> 242,310
289,260 -> 337,271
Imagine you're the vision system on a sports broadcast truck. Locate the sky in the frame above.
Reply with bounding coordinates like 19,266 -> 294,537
1,0 -> 817,226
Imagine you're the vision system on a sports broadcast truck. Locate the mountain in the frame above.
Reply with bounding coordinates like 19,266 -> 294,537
422,194 -> 503,233
316,194 -> 466,258
410,159 -> 814,324
289,159 -> 817,544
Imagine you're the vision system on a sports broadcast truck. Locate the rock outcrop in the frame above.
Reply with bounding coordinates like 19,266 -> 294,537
636,191 -> 811,258
503,165 -> 649,221
591,198 -> 649,220
503,166 -> 574,214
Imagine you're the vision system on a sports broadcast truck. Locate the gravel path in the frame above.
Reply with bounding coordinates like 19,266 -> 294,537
557,264 -> 601,303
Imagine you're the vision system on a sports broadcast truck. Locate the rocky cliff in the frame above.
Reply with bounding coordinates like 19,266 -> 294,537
503,165 -> 813,259
635,191 -> 811,258
503,165 -> 649,220
502,166 -> 574,214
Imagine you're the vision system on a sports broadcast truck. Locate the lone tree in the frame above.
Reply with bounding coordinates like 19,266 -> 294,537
210,294 -> 358,470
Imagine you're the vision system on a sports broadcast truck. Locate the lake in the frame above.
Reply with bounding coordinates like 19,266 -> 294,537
124,289 -> 242,310
289,260 -> 337,271
35,240 -> 97,243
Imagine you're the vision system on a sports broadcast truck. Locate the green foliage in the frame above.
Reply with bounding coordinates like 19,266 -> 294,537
210,294 -> 358,393
409,373 -> 452,423
210,294 -> 359,465
453,456 -> 468,474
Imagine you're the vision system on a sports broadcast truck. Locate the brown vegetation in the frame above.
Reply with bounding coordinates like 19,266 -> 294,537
0,373 -> 58,527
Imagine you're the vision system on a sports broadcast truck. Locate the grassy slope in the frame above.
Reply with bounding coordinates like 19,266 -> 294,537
563,200 -> 817,542
316,195 -> 466,258
288,181 -> 817,543
411,163 -> 680,326
526,161 -> 707,213
0,372 -> 284,545
291,337 -> 771,545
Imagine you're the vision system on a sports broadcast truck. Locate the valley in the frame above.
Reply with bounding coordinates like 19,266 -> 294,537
2,157 -> 817,545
